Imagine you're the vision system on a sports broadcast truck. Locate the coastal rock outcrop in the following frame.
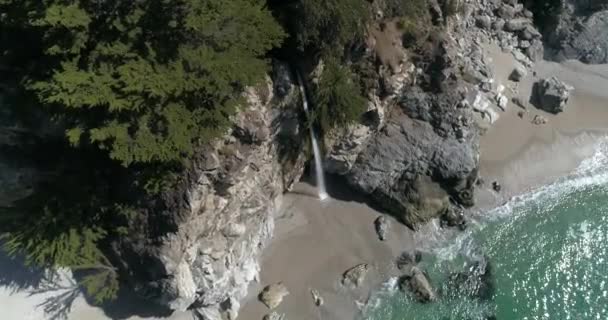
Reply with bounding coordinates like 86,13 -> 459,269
543,0 -> 608,63
399,267 -> 437,303
533,76 -> 573,113
342,263 -> 370,288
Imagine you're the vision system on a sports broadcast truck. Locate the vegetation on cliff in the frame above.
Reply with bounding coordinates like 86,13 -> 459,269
0,0 -> 435,304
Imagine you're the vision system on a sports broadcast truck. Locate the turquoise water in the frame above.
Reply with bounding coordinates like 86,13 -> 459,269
364,142 -> 608,320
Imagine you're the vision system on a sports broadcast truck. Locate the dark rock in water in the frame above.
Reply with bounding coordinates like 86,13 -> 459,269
532,77 -> 573,114
396,250 -> 422,270
476,15 -> 492,30
492,181 -> 501,192
374,215 -> 390,241
440,205 -> 466,230
399,267 -> 437,303
446,258 -> 495,301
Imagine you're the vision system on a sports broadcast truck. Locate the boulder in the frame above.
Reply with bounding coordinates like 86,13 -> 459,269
497,5 -> 517,19
496,94 -> 508,110
505,18 -> 529,32
263,312 -> 286,320
525,39 -> 544,62
533,77 -> 573,114
532,114 -> 548,125
374,215 -> 390,241
342,264 -> 370,287
396,250 -> 422,270
476,15 -> 492,30
509,62 -> 527,82
492,19 -> 505,31
399,267 -> 437,303
348,88 -> 479,228
520,24 -> 541,40
259,283 -> 289,309
310,289 -> 324,307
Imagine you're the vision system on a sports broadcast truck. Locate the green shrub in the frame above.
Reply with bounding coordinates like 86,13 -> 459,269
295,0 -> 370,52
313,58 -> 367,131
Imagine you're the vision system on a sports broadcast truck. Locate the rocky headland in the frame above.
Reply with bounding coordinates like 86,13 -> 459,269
2,0 -> 608,320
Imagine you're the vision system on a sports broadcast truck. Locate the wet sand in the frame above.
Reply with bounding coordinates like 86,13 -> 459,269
476,44 -> 608,209
241,45 -> 608,320
240,180 -> 413,320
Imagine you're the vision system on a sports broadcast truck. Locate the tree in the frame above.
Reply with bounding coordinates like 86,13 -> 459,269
313,58 -> 367,131
1,0 -> 285,166
294,0 -> 369,52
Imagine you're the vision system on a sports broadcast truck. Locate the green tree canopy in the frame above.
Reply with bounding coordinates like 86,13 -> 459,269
1,0 -> 285,165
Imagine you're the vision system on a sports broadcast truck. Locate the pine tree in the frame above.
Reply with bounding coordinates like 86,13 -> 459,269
1,0 -> 285,165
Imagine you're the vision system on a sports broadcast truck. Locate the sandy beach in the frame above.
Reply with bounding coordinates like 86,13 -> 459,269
239,45 -> 608,320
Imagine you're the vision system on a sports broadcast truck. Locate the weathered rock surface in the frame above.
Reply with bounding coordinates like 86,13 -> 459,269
374,215 -> 390,241
108,61 -> 307,317
509,62 -> 527,82
259,283 -> 289,309
533,76 -> 573,113
310,289 -> 323,307
342,263 -> 370,287
399,267 -> 437,303
446,258 -> 494,301
346,96 -> 479,228
263,312 -> 286,320
545,1 -> 608,64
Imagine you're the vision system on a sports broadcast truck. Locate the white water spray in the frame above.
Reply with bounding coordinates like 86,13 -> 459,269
297,72 -> 328,201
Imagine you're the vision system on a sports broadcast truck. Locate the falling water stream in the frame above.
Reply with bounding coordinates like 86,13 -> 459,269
297,72 -> 328,200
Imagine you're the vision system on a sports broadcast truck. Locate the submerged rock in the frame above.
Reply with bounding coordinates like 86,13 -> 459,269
342,263 -> 370,287
399,267 -> 437,303
533,77 -> 573,114
374,215 -> 390,241
446,258 -> 495,301
396,250 -> 422,270
259,283 -> 289,309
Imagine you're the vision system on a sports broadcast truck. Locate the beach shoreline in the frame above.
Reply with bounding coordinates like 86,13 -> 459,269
239,44 -> 608,320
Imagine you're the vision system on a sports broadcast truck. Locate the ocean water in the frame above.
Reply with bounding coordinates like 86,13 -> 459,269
364,140 -> 608,320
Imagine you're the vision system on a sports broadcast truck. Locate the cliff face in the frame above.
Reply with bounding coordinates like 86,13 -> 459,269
111,62 -> 307,318
543,0 -> 608,63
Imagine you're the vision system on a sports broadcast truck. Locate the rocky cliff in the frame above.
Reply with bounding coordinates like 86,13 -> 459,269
107,62 -> 307,319
122,0 -> 549,317
540,0 -> 608,63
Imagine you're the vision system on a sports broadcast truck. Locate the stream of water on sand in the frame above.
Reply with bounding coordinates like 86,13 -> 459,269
364,139 -> 608,320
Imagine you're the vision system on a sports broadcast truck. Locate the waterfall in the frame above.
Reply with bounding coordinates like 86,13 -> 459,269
297,72 -> 328,201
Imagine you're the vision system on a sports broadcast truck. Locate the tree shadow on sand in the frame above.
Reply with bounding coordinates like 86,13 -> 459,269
0,248 -> 80,320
